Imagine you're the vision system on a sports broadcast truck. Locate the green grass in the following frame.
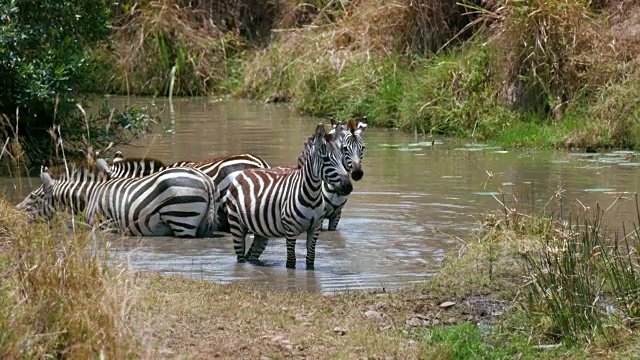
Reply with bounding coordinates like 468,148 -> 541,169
417,322 -> 572,359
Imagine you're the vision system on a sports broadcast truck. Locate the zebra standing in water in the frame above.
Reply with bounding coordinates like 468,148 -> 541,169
225,124 -> 353,269
17,162 -> 220,238
96,152 -> 271,232
322,116 -> 367,230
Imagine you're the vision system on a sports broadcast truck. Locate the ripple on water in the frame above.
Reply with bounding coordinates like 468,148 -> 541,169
7,97 -> 640,294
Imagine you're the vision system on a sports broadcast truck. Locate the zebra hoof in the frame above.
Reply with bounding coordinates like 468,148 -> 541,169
306,264 -> 315,271
286,262 -> 296,269
327,227 -> 338,231
237,257 -> 246,263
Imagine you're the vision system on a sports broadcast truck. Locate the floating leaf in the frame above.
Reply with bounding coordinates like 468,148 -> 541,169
583,188 -> 616,193
501,182 -> 515,186
571,153 -> 599,157
618,162 -> 640,167
472,191 -> 501,196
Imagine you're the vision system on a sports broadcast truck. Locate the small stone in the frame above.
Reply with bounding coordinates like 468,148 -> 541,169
333,326 -> 347,336
408,339 -> 417,347
431,319 -> 441,326
439,301 -> 456,308
364,310 -> 383,321
405,317 -> 424,327
447,317 -> 457,325
374,302 -> 386,310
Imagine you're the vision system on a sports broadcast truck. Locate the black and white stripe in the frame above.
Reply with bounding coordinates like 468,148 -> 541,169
225,124 -> 353,269
98,152 -> 270,232
17,162 -> 220,238
322,116 -> 367,230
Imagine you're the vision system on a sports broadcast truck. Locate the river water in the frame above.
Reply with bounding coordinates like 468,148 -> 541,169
6,96 -> 640,293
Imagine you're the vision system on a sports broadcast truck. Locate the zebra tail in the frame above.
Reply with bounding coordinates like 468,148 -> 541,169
204,177 -> 221,237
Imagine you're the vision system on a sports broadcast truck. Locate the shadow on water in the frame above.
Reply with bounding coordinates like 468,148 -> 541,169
6,96 -> 640,293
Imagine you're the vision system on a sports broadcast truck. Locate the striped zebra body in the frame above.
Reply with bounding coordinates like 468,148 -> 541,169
17,162 -> 220,238
99,152 -> 270,232
226,124 -> 352,269
86,160 -> 219,237
322,116 -> 367,230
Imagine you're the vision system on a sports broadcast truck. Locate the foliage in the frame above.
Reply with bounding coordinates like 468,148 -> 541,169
522,202 -> 640,344
0,0 -> 154,166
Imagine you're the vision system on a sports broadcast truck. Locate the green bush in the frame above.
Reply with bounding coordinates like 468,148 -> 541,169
0,0 -> 151,167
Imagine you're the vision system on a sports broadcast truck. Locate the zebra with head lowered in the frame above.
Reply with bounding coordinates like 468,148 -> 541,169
322,116 -> 367,230
96,152 -> 271,233
17,162 -> 220,238
226,123 -> 352,269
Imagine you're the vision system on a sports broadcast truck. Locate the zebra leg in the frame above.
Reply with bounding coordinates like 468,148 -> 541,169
305,228 -> 320,270
246,235 -> 269,262
229,226 -> 248,263
286,236 -> 297,269
327,208 -> 342,231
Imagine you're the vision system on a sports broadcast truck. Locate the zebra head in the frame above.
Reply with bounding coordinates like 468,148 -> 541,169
330,116 -> 367,181
308,123 -> 353,195
15,166 -> 57,219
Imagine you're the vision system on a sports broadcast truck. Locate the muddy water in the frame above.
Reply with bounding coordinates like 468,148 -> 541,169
7,96 -> 640,293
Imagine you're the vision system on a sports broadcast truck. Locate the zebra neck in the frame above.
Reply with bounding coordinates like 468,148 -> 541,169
297,157 -> 323,200
53,180 -> 96,214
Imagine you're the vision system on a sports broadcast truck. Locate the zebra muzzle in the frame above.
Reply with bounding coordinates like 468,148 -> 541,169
335,176 -> 353,196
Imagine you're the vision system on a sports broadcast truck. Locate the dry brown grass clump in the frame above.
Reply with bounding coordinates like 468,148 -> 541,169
486,0 -> 625,112
107,0 -> 245,96
0,196 -> 139,358
239,0 -> 476,100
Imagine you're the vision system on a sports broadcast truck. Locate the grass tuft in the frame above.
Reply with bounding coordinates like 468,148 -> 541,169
0,197 -> 138,358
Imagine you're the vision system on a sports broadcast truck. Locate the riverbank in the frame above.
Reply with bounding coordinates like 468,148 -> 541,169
2,193 -> 640,358
96,0 -> 640,151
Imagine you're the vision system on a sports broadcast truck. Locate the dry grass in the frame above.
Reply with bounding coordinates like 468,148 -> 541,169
105,0 -> 245,96
239,0 -> 474,102
485,0 -> 625,112
0,196 -> 139,358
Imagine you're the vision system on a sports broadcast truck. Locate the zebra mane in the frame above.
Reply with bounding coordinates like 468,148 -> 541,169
47,163 -> 109,182
295,133 -> 318,169
111,156 -> 168,167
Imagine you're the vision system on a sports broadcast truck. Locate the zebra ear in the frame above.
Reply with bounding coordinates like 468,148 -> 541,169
113,151 -> 124,163
40,166 -> 54,193
347,118 -> 357,134
355,116 -> 368,135
329,122 -> 343,142
96,158 -> 110,173
314,124 -> 326,143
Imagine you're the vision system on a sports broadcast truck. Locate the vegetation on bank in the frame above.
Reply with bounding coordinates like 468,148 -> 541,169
0,0 -> 158,169
3,0 -> 638,164
92,0 -> 640,150
3,187 -> 640,358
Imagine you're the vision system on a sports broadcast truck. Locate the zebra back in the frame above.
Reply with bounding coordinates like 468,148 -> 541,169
86,165 -> 220,238
99,152 -> 271,232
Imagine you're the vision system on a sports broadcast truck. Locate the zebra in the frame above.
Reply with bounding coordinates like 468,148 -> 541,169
225,123 -> 353,269
322,116 -> 367,231
96,151 -> 271,232
17,161 -> 221,238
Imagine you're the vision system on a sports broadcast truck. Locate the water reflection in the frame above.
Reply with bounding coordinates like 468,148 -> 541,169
4,96 -> 640,293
